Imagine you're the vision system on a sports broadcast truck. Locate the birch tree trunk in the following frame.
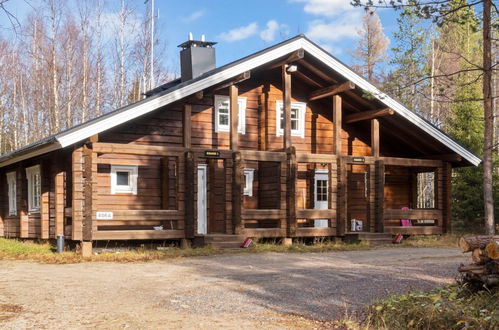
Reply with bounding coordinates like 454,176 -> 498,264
482,0 -> 495,235
49,0 -> 60,133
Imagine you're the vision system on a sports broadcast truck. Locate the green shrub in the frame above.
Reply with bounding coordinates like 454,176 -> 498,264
367,285 -> 498,329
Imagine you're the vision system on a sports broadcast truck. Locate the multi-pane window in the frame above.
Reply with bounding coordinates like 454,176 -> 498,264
111,165 -> 138,194
280,108 -> 299,131
25,165 -> 41,212
6,171 -> 17,215
214,95 -> 247,133
316,179 -> 328,202
275,100 -> 306,138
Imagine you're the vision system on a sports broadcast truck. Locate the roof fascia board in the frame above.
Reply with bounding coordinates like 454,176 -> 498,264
56,40 -> 304,148
299,39 -> 481,166
0,143 -> 61,168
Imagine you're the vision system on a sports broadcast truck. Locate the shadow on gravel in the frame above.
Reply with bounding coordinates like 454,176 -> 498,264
186,251 -> 458,320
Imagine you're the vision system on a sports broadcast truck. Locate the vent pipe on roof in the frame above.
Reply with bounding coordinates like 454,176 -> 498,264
178,33 -> 217,82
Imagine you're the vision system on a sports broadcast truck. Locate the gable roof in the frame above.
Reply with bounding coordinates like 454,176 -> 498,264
0,35 -> 481,167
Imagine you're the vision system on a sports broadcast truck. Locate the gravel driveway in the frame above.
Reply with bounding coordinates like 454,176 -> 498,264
0,247 -> 467,329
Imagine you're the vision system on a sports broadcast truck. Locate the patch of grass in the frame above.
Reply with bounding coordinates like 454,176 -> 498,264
250,240 -> 370,253
0,238 -> 54,255
365,285 -> 499,329
0,238 -> 371,264
399,234 -> 459,248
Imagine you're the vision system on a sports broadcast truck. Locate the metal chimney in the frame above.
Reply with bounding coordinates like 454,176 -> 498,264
178,33 -> 217,82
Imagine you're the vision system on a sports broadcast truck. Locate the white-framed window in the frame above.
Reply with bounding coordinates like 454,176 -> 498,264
6,171 -> 17,216
111,165 -> 138,195
25,165 -> 41,213
243,168 -> 255,197
214,95 -> 247,134
275,100 -> 306,138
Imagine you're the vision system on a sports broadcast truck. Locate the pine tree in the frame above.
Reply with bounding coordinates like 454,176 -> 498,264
386,1 -> 429,113
443,1 -> 485,232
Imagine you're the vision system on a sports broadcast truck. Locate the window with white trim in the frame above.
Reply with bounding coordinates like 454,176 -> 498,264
111,165 -> 138,195
214,95 -> 247,133
243,168 -> 255,196
275,100 -> 306,138
6,171 -> 17,216
25,165 -> 41,213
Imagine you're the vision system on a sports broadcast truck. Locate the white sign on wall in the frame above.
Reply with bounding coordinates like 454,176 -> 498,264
96,212 -> 113,220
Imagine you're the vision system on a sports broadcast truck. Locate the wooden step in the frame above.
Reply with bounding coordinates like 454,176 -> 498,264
344,232 -> 393,245
195,234 -> 247,249
208,241 -> 244,249
203,234 -> 246,243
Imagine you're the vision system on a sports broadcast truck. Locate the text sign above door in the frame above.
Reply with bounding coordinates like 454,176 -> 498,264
204,150 -> 220,157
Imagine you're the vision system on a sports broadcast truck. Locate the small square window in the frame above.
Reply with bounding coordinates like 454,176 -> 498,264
276,100 -> 306,138
116,171 -> 130,186
111,165 -> 138,194
243,168 -> 255,196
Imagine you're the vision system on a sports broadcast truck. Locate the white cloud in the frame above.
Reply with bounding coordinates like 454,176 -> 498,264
306,11 -> 361,42
290,0 -> 364,45
181,10 -> 205,23
320,44 -> 342,56
291,0 -> 353,17
260,20 -> 280,42
218,22 -> 259,42
260,20 -> 290,42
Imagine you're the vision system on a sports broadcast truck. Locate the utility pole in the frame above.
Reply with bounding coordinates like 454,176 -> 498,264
145,0 -> 155,90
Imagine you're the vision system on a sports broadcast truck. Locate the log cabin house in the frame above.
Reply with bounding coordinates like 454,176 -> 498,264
0,35 -> 480,252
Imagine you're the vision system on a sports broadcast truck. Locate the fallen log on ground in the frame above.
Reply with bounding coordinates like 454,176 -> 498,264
458,235 -> 499,253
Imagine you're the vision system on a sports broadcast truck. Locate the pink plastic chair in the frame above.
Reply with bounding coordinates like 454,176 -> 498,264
400,207 -> 412,227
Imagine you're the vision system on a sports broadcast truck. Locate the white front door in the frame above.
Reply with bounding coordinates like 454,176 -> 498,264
314,170 -> 329,228
197,164 -> 208,235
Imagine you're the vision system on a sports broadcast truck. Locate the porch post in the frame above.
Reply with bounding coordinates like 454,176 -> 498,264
229,85 -> 239,151
286,146 -> 297,237
71,146 -> 84,241
183,104 -> 192,149
0,174 -> 4,237
333,95 -> 342,155
232,151 -> 243,235
19,166 -> 28,238
374,160 -> 385,233
282,65 -> 292,150
82,141 -> 97,256
336,157 -> 347,235
442,162 -> 452,233
371,119 -> 379,158
333,95 -> 347,235
40,160 -> 49,239
54,171 -> 65,238
184,151 -> 195,238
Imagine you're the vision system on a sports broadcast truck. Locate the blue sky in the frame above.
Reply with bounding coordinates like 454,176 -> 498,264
159,0 -> 399,67
0,0 -> 400,72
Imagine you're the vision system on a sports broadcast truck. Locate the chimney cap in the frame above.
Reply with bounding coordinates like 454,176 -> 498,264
178,39 -> 217,49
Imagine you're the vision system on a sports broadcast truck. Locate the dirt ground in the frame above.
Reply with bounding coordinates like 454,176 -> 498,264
0,247 -> 467,329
